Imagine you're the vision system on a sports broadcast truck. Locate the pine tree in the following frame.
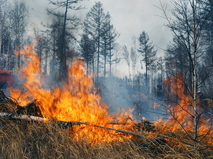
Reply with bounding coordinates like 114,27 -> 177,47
138,31 -> 156,92
84,2 -> 105,78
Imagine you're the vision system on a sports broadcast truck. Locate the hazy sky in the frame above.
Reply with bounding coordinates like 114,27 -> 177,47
21,0 -> 174,77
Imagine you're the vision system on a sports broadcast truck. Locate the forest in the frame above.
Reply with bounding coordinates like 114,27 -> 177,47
0,0 -> 213,158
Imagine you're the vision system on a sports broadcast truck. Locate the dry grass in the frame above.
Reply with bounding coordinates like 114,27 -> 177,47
0,96 -> 213,159
1,118 -> 213,159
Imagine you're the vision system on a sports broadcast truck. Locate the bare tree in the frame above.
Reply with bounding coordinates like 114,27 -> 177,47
159,0 -> 212,156
0,0 -> 13,70
156,56 -> 164,84
122,45 -> 131,78
10,0 -> 28,68
130,36 -> 137,78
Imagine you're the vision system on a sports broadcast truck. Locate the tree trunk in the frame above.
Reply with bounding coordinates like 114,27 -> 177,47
146,66 -> 147,92
192,0 -> 197,157
60,0 -> 68,79
104,41 -> 107,79
109,49 -> 112,78
45,49 -> 48,74
97,33 -> 100,79
211,0 -> 213,65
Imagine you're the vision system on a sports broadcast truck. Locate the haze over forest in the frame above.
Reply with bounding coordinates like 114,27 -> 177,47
3,0 -> 174,77
0,0 -> 212,89
1,1 -> 213,156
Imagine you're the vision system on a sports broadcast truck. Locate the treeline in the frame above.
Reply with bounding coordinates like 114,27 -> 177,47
125,0 -> 213,99
0,0 -> 120,81
0,0 -> 161,87
0,0 -> 28,70
1,0 -> 213,98
163,0 -> 213,98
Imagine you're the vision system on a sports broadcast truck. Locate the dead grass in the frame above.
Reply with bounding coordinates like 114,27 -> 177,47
1,118 -> 213,159
0,96 -> 212,159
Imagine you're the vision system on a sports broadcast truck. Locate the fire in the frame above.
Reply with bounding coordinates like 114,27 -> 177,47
9,41 -> 134,143
154,74 -> 192,131
154,74 -> 213,146
9,41 -> 213,146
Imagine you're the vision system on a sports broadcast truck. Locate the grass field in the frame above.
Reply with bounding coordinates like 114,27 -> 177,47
1,117 -> 213,159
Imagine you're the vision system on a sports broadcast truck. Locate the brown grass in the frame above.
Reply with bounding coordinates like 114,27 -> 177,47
0,96 -> 213,159
1,118 -> 213,159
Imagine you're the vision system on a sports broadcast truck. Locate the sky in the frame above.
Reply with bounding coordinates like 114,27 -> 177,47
21,0 -> 174,77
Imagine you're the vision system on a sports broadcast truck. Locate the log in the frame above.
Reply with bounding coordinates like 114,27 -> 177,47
0,112 -> 44,122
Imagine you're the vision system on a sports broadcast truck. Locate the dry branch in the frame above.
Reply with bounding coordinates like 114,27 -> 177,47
0,112 -> 44,122
0,112 -> 152,141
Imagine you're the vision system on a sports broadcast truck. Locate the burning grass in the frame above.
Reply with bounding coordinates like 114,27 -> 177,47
1,115 -> 213,158
9,41 -> 135,144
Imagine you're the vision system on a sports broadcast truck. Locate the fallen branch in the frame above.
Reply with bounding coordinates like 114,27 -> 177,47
88,123 -> 152,140
0,112 -> 151,141
0,112 -> 44,122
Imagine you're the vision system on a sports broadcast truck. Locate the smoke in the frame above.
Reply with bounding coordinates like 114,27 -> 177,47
96,77 -> 134,113
96,77 -> 168,122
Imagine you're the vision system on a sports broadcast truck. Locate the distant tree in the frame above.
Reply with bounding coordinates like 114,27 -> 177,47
79,33 -> 96,74
138,31 -> 156,91
122,45 -> 131,78
104,13 -> 120,78
47,0 -> 84,79
33,28 -> 44,69
108,44 -> 121,77
0,0 -> 13,70
101,13 -> 110,78
0,0 -> 8,55
100,12 -> 120,78
84,2 -> 106,78
130,36 -> 137,78
156,56 -> 164,84
10,0 -> 28,68
46,15 -> 62,77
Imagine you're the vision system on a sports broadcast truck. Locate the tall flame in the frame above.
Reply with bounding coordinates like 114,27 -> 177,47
10,41 -> 134,143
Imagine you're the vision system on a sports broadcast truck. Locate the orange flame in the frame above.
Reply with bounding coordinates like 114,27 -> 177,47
154,74 -> 213,145
9,41 -> 134,143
